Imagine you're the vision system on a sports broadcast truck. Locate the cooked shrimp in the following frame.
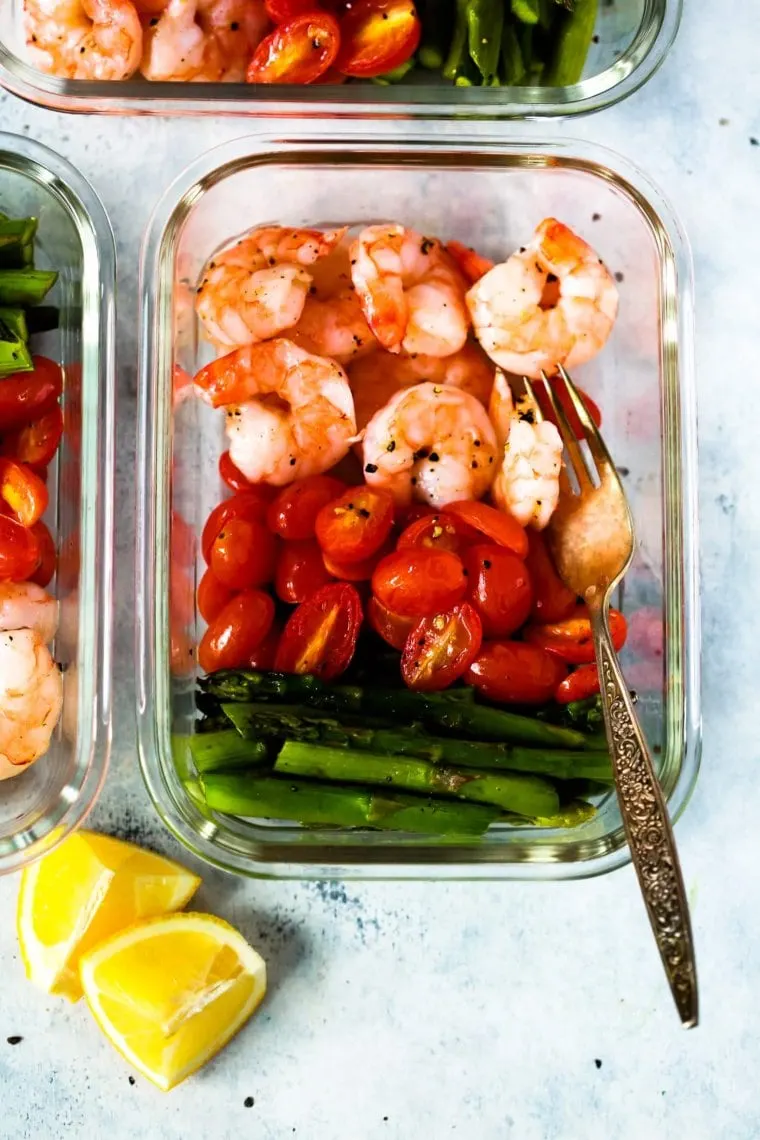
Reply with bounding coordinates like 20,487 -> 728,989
290,288 -> 376,364
467,218 -> 619,379
0,630 -> 63,780
194,339 -> 357,486
195,224 -> 347,350
0,582 -> 58,645
23,0 -> 143,80
350,224 -> 470,358
490,371 -> 563,530
362,382 -> 498,508
140,0 -> 267,81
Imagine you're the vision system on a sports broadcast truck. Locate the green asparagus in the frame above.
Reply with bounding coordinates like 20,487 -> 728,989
543,0 -> 598,85
0,216 -> 37,269
188,730 -> 268,775
418,0 -> 454,69
0,312 -> 32,376
467,0 -> 504,83
0,268 -> 58,306
442,0 -> 470,80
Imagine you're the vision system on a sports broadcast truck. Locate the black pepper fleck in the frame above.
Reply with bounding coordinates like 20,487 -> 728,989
364,463 -> 378,474
483,559 -> 491,569
429,451 -> 440,462
386,440 -> 396,452
289,457 -> 296,466
614,271 -> 624,283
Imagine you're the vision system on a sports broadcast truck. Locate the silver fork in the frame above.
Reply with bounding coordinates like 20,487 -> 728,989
525,365 -> 698,1028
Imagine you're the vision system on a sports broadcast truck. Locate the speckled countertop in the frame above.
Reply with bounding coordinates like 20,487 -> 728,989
0,2 -> 757,1137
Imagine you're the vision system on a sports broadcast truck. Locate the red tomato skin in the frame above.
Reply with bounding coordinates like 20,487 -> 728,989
366,595 -> 415,650
0,357 -> 63,430
524,605 -> 627,665
322,537 -> 392,582
315,485 -> 395,563
445,500 -> 528,558
625,606 -> 664,661
265,0 -> 314,21
396,511 -> 477,556
401,602 -> 482,692
247,621 -> 282,670
466,641 -> 568,705
171,509 -> 197,569
197,569 -> 234,624
28,521 -> 56,588
371,548 -> 467,618
275,582 -> 362,681
201,491 -> 270,563
275,539 -> 334,603
397,502 -> 436,529
0,459 -> 49,528
336,0 -> 421,78
209,517 -> 278,590
1,406 -> 63,471
170,629 -> 196,678
534,376 -> 602,436
246,13 -> 340,84
461,544 -> 533,638
555,664 -> 601,704
218,451 -> 260,493
198,589 -> 275,674
524,529 -> 576,623
0,515 -> 40,581
266,475 -> 347,541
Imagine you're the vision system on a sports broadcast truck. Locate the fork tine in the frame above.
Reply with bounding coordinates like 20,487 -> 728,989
522,376 -> 544,422
540,369 -> 597,489
556,365 -> 617,475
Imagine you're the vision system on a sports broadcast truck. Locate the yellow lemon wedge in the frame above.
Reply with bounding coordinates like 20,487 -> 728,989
79,912 -> 267,1091
17,830 -> 201,1002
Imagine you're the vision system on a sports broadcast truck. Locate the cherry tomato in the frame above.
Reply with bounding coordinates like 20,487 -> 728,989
170,562 -> 195,628
401,602 -> 482,692
372,548 -> 467,618
397,502 -> 436,529
445,240 -> 494,285
0,357 -> 63,430
336,0 -> 420,78
0,459 -> 48,528
219,451 -> 257,493
275,539 -> 334,603
171,509 -> 197,569
202,490 -> 270,562
444,500 -> 528,558
247,12 -> 340,84
313,65 -> 349,84
315,485 -> 395,563
466,641 -> 567,705
461,544 -> 533,638
534,376 -> 602,437
524,529 -> 576,623
396,510 -> 477,556
0,515 -> 40,581
209,516 -> 278,590
197,569 -> 234,624
266,474 -> 346,541
275,582 -> 362,680
265,0 -> 313,20
366,595 -> 416,650
524,605 -> 627,665
321,537 -> 392,582
555,663 -> 601,704
198,589 -> 275,674
170,629 -> 196,678
29,521 -> 56,588
247,621 -> 282,670
1,406 -> 63,471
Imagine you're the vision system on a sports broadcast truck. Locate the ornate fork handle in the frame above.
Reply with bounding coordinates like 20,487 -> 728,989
588,600 -> 698,1028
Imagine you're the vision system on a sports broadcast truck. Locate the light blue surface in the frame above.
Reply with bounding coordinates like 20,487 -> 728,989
0,1 -> 755,1136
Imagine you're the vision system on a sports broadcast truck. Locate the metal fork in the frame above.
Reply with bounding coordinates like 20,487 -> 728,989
527,365 -> 698,1028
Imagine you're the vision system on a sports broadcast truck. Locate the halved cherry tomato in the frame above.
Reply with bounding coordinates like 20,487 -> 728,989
396,511 -> 477,556
202,490 -> 270,563
247,12 -> 340,84
265,0 -> 314,20
397,502 -> 436,529
444,500 -> 528,558
266,474 -> 346,541
219,451 -> 256,493
366,595 -> 415,650
275,581 -> 362,680
247,621 -> 282,670
555,663 -> 601,704
197,569 -> 234,624
275,539 -> 334,603
312,65 -> 349,84
445,240 -> 494,286
371,548 -> 467,618
0,515 -> 40,581
322,536 -> 392,582
534,376 -> 602,437
524,529 -> 576,623
29,521 -> 56,588
315,485 -> 395,563
0,357 -> 63,430
524,605 -> 627,665
401,602 -> 482,692
335,0 -> 420,78
209,516 -> 278,590
0,459 -> 48,528
461,544 -> 532,638
466,641 -> 567,705
198,589 -> 275,674
1,406 -> 63,471
171,509 -> 197,569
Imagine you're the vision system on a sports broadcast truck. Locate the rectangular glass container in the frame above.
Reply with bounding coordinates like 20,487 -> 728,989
137,132 -> 700,880
0,0 -> 680,118
0,133 -> 115,875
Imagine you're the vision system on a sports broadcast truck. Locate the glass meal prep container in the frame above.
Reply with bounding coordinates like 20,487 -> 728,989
0,132 -> 115,876
0,0 -> 680,118
136,132 -> 700,881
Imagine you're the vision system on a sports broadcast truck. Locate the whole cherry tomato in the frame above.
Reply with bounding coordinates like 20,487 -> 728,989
265,0 -> 313,20
247,12 -> 341,84
315,485 -> 395,563
335,0 -> 421,78
218,451 -> 261,493
1,406 -> 63,471
198,589 -> 275,674
445,240 -> 494,285
466,641 -> 567,705
209,516 -> 278,590
401,602 -> 482,692
0,515 -> 40,581
275,539 -> 334,603
366,595 -> 416,650
197,569 -> 234,624
266,474 -> 346,541
371,548 -> 467,618
444,500 -> 528,558
555,664 -> 601,704
0,357 -> 62,430
29,520 -> 56,588
275,581 -> 362,680
201,490 -> 270,563
0,459 -> 49,528
461,544 -> 533,638
247,621 -> 282,670
524,605 -> 627,665
396,510 -> 477,556
524,529 -> 576,623
321,536 -> 392,582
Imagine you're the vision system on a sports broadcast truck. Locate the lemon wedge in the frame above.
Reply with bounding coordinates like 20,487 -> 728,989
79,912 -> 267,1091
17,830 -> 201,1001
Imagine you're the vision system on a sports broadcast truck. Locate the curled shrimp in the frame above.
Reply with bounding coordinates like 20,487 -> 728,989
0,630 -> 63,780
290,288 -> 376,365
195,224 -> 347,351
23,0 -> 143,79
194,338 -> 357,486
350,224 -> 470,358
467,218 -> 619,379
140,0 -> 267,81
362,381 -> 498,509
490,371 -> 563,530
0,581 -> 59,645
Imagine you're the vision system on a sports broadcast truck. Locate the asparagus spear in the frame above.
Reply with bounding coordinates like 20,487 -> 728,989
543,0 -> 598,85
0,313 -> 32,377
419,0 -> 454,69
501,22 -> 526,83
0,269 -> 58,306
275,741 -> 560,817
442,0 -> 470,80
188,730 -> 268,775
201,671 -> 590,749
0,217 -> 37,269
221,702 -> 613,782
511,0 -> 539,24
0,306 -> 28,342
467,0 -> 504,83
201,773 -> 499,836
